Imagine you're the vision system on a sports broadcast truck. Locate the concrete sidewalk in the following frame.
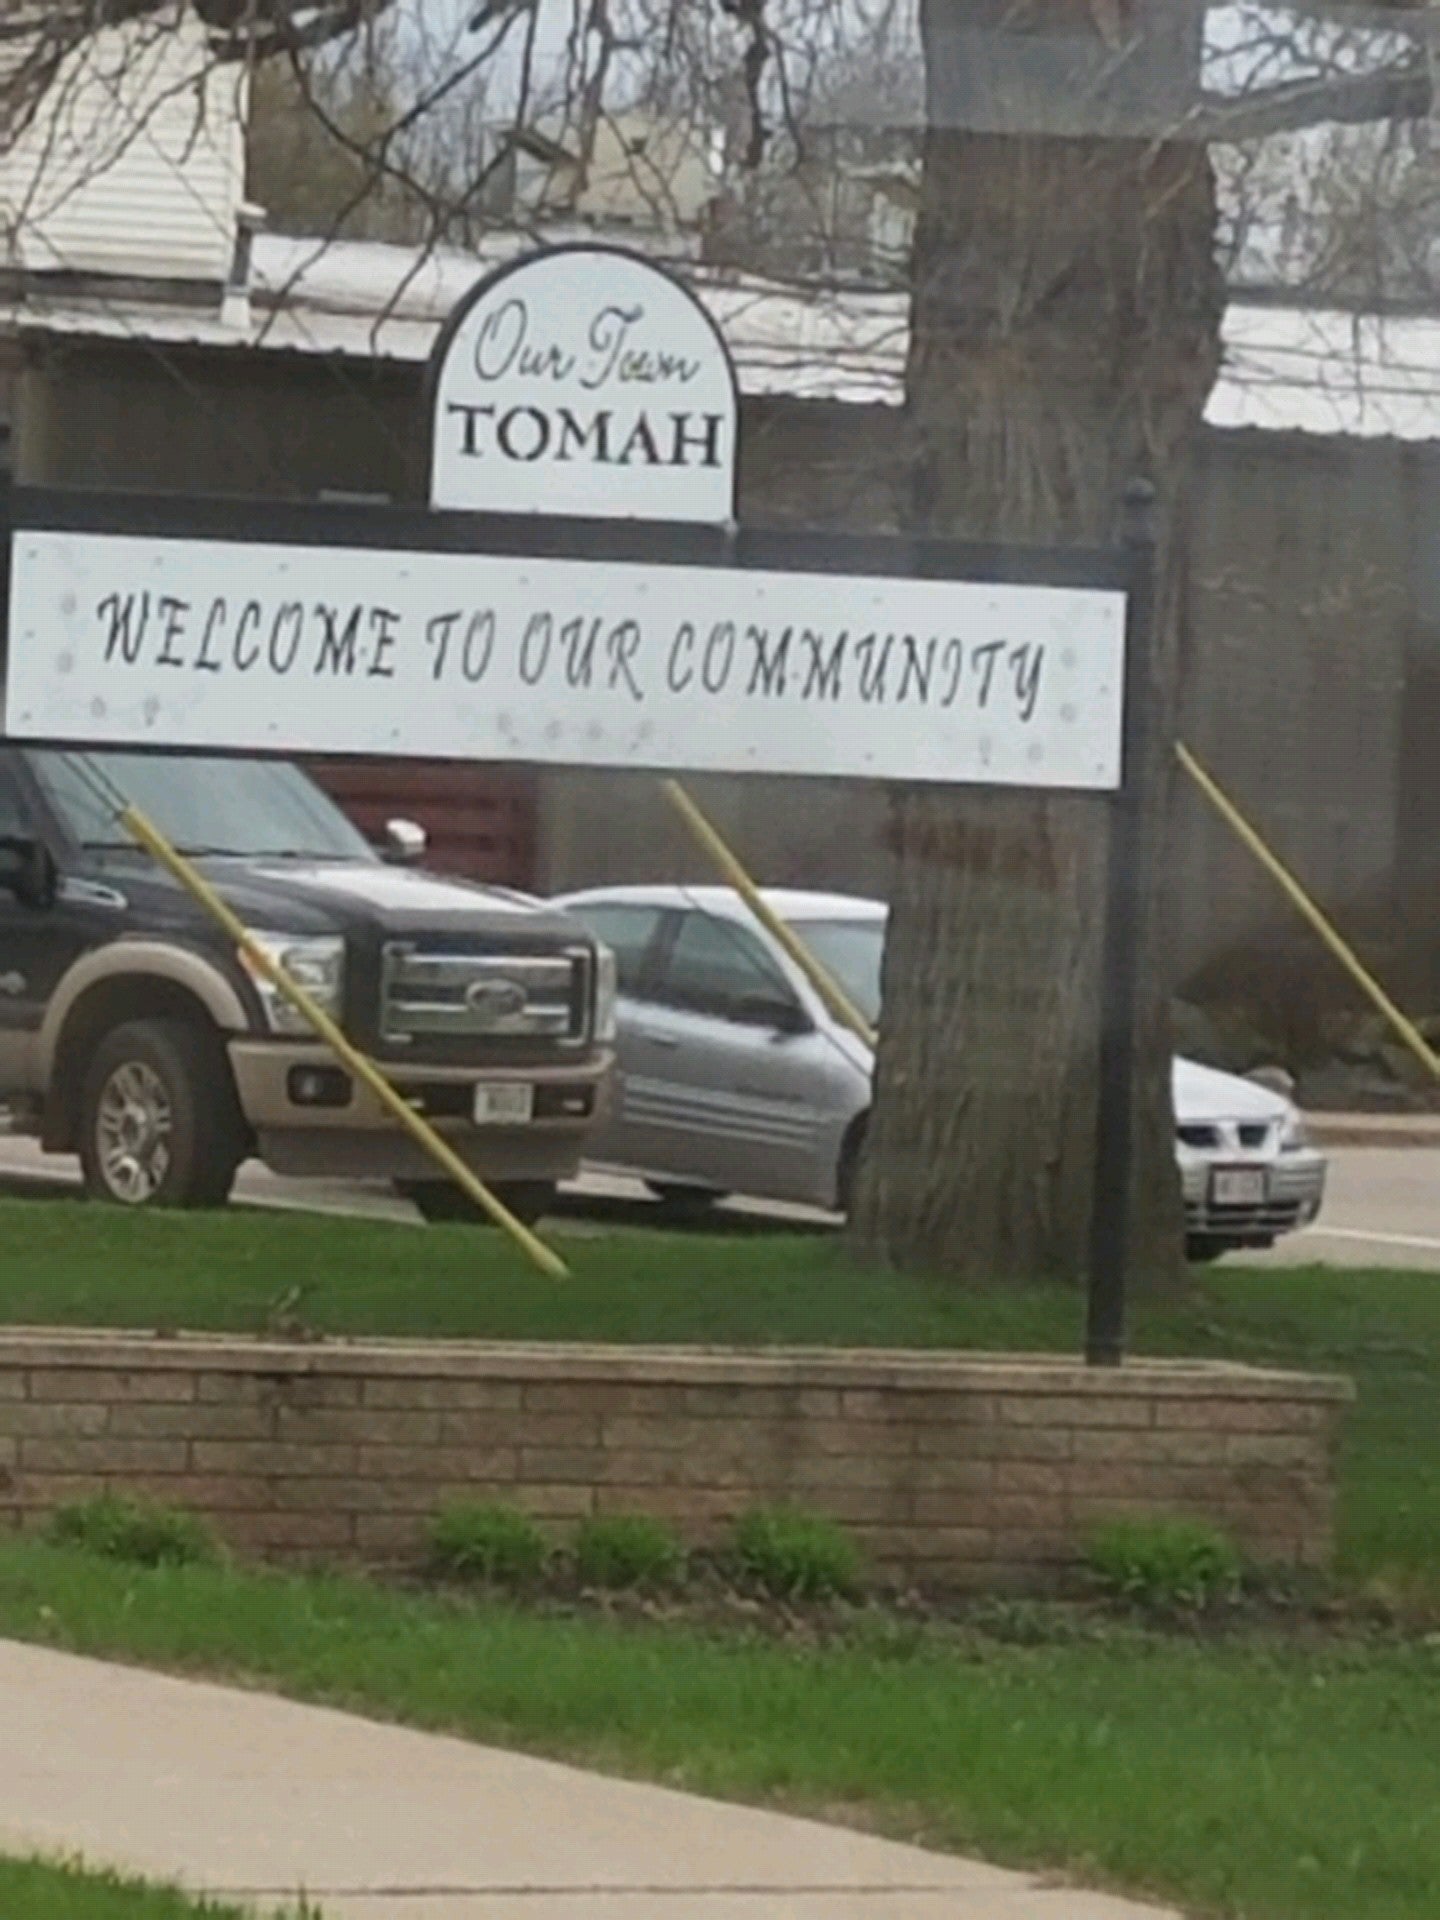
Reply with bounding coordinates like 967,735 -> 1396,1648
0,1640 -> 1177,1920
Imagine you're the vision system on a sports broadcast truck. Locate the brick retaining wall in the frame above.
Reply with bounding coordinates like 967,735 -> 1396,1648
0,1333 -> 1352,1589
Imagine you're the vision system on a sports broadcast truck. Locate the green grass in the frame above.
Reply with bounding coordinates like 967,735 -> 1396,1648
0,1197 -> 1435,1591
2,1540 -> 1439,1920
732,1505 -> 863,1599
5,1200 -> 1440,1919
47,1492 -> 221,1570
0,1197 -> 1074,1346
1083,1516 -> 1243,1612
1134,1264 -> 1440,1601
0,1856 -> 297,1918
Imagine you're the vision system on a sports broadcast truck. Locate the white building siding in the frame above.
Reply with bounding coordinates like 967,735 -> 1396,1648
0,14 -> 245,285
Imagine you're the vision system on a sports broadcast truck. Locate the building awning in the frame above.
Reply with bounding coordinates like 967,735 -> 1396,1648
8,229 -> 1440,441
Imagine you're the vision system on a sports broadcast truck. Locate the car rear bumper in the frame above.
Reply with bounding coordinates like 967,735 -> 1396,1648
1179,1149 -> 1327,1244
228,1039 -> 611,1182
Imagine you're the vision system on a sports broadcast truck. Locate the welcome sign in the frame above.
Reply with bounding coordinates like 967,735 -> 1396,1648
429,246 -> 740,525
3,513 -> 1126,789
3,243 -> 1131,793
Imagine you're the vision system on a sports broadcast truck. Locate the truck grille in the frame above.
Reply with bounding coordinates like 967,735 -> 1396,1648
380,945 -> 588,1047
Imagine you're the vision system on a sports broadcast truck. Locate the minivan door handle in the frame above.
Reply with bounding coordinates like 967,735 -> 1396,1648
639,1029 -> 681,1049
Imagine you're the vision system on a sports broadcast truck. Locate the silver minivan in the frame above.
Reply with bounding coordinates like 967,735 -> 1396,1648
557,884 -> 1327,1257
560,885 -> 875,1212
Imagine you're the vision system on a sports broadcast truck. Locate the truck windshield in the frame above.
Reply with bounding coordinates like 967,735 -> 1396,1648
28,751 -> 376,863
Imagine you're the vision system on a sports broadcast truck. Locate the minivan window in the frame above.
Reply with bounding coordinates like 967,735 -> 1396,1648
28,751 -> 375,864
788,918 -> 885,1027
661,910 -> 792,1020
567,903 -> 665,996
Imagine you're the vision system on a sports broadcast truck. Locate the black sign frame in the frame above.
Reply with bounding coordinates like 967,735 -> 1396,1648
0,473 -> 1155,1370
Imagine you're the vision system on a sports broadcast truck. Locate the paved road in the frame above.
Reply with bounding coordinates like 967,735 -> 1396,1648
0,1639 -> 1178,1919
1260,1145 -> 1440,1271
0,1134 -> 1436,1268
0,1134 -> 835,1237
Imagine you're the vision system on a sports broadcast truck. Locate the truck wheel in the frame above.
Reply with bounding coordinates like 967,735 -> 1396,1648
79,1018 -> 245,1210
400,1179 -> 558,1229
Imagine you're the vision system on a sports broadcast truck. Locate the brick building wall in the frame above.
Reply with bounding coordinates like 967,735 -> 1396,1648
0,1333 -> 1350,1591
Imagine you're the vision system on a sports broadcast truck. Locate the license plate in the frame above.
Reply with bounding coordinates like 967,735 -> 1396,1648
472,1083 -> 535,1126
1209,1166 -> 1267,1208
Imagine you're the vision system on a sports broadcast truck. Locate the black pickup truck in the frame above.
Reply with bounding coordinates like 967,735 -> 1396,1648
0,747 -> 613,1221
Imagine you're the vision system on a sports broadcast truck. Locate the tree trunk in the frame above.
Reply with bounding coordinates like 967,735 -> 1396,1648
849,8 -> 1223,1288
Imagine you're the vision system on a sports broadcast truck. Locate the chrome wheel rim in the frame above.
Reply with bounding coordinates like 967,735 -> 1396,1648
95,1061 -> 173,1203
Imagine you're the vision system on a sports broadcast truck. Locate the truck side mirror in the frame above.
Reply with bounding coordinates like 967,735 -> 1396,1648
0,836 -> 56,910
383,818 -> 427,866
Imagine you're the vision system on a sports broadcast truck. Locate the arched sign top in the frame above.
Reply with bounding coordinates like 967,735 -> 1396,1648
427,244 -> 740,526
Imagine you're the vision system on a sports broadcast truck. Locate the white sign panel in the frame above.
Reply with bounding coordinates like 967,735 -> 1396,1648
429,246 -> 739,525
5,531 -> 1126,789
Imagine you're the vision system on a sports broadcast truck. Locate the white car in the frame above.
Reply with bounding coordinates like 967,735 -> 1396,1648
559,885 -> 1327,1261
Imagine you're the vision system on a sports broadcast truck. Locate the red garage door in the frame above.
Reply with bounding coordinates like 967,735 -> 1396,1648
306,760 -> 537,890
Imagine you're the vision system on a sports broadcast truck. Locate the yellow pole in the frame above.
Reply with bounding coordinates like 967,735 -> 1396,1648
119,803 -> 571,1279
1175,743 -> 1440,1085
660,778 -> 879,1049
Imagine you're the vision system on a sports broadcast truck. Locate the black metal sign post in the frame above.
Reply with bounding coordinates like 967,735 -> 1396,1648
1085,482 -> 1159,1368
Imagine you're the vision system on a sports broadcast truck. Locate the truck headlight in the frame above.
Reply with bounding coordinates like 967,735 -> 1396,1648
594,943 -> 618,1044
239,933 -> 345,1036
